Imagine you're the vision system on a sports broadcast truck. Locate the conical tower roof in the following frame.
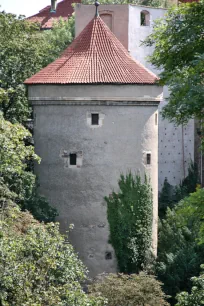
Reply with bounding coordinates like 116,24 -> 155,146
25,16 -> 159,85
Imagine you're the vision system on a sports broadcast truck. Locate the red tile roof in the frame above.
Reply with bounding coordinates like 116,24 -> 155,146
27,0 -> 80,29
25,16 -> 159,85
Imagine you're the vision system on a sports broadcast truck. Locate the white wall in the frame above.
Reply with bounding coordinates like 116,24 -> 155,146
128,5 -> 166,75
128,5 -> 194,189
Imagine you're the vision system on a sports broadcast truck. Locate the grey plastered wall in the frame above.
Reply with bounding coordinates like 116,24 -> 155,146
29,84 -> 161,276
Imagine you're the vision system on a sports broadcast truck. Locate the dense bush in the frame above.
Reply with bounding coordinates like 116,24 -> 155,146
177,187 -> 204,245
176,266 -> 204,306
157,188 -> 204,305
0,204 -> 105,306
89,273 -> 169,306
105,173 -> 153,273
0,112 -> 58,222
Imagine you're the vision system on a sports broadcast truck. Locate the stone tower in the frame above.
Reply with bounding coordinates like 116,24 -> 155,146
25,11 -> 162,276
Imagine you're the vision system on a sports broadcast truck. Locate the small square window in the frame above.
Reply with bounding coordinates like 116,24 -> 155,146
91,113 -> 99,125
105,251 -> 112,260
70,153 -> 77,165
147,153 -> 151,165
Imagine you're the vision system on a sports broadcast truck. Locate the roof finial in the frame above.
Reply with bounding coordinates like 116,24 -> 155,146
95,0 -> 100,17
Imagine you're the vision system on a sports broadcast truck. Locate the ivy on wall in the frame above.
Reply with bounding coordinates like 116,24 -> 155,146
105,173 -> 153,273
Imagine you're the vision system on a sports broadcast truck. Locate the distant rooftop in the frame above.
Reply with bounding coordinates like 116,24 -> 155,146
27,0 -> 80,29
25,16 -> 159,85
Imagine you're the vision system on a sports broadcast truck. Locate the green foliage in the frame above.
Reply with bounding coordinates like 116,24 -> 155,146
143,1 -> 204,127
0,205 -> 105,306
105,173 -> 153,273
0,113 -> 58,222
89,273 -> 169,306
157,188 -> 204,305
0,11 -> 74,123
0,111 -> 39,178
176,266 -> 204,306
82,0 -> 171,8
157,209 -> 204,304
159,163 -> 198,218
0,12 -> 47,123
43,16 -> 75,64
177,188 -> 204,245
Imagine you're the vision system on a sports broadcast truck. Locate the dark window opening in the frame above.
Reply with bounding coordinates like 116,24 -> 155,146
91,113 -> 99,125
70,153 -> 77,165
141,10 -> 150,26
155,113 -> 158,125
105,251 -> 112,260
147,153 -> 151,165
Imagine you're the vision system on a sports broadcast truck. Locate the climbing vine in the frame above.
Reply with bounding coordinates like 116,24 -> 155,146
105,173 -> 153,273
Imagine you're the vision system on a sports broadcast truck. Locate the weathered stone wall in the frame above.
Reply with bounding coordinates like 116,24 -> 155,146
29,84 -> 161,276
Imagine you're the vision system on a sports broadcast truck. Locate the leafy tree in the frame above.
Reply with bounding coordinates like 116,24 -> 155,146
43,16 -> 75,64
0,112 -> 57,222
0,204 -> 105,306
0,11 -> 74,124
157,208 -> 204,305
89,273 -> 169,306
177,187 -> 204,245
105,173 -> 153,273
0,13 -> 47,123
0,113 -> 38,175
144,1 -> 204,126
176,266 -> 204,306
157,188 -> 204,305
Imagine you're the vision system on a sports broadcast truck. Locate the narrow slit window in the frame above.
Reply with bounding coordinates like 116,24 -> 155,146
155,113 -> 158,125
147,153 -> 151,165
91,113 -> 99,125
70,153 -> 77,165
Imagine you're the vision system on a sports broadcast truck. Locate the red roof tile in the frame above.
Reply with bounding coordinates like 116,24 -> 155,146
25,16 -> 159,85
27,0 -> 80,29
